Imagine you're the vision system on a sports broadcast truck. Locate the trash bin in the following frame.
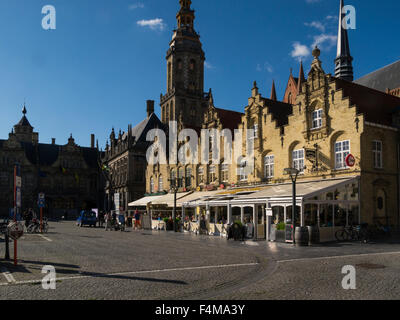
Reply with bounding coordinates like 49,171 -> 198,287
295,227 -> 309,246
307,226 -> 320,245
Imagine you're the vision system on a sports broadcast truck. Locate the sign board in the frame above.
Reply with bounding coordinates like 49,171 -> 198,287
16,187 -> 21,208
285,224 -> 294,243
16,176 -> 22,188
266,209 -> 273,217
8,221 -> 24,240
345,154 -> 356,167
38,193 -> 45,208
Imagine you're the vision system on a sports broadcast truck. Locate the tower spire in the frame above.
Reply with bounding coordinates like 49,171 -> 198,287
335,0 -> 354,81
297,60 -> 305,93
270,80 -> 277,101
177,0 -> 195,30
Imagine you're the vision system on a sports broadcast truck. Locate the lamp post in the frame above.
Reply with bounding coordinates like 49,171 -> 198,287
284,168 -> 300,243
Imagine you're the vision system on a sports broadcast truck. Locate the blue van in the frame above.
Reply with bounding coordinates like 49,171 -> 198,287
76,210 -> 97,227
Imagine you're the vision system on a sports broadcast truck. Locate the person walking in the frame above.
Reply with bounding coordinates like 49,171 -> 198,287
105,212 -> 112,231
134,210 -> 141,230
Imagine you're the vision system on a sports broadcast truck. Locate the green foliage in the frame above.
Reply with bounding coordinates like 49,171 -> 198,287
276,222 -> 286,231
234,220 -> 243,228
163,217 -> 169,223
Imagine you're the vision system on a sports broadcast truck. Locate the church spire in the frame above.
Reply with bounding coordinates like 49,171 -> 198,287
335,0 -> 354,81
297,60 -> 305,93
270,80 -> 277,101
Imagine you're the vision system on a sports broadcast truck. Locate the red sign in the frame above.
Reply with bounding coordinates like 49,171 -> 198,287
345,154 -> 356,167
8,222 -> 24,240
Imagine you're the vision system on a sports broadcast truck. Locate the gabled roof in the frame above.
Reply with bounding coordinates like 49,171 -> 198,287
122,113 -> 165,143
354,60 -> 400,92
262,98 -> 292,127
213,107 -> 244,132
334,77 -> 400,126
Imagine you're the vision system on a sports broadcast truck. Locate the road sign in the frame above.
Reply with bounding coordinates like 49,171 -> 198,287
266,209 -> 273,217
38,193 -> 45,208
16,187 -> 21,208
8,222 -> 24,240
16,176 -> 22,188
345,154 -> 356,167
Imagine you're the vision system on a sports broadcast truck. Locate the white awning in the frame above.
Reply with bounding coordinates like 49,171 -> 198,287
150,192 -> 192,207
232,177 -> 359,203
128,195 -> 165,207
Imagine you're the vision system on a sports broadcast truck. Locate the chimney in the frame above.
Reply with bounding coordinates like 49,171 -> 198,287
52,138 -> 56,145
91,134 -> 95,148
146,100 -> 155,118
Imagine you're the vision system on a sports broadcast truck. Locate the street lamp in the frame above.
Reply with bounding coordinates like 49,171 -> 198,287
284,167 -> 300,243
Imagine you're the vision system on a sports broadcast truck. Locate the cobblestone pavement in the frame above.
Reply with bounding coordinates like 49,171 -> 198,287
0,221 -> 399,300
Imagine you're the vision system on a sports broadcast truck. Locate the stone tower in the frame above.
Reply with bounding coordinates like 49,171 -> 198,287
160,0 -> 208,127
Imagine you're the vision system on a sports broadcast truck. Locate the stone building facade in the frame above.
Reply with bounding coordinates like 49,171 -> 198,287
0,107 -> 103,218
138,0 -> 400,237
101,101 -> 165,211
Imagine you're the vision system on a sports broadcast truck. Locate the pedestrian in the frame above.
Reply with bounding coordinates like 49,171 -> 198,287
99,211 -> 104,228
134,210 -> 141,230
105,212 -> 112,231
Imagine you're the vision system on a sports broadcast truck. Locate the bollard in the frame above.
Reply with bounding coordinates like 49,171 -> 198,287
4,232 -> 10,260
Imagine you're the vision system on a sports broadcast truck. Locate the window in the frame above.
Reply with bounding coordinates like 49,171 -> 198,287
170,169 -> 176,187
373,140 -> 383,169
335,140 -> 350,169
312,109 -> 323,129
239,160 -> 248,181
150,177 -> 154,194
208,165 -> 216,183
178,167 -> 184,188
249,123 -> 258,139
264,155 -> 274,178
198,166 -> 204,184
185,167 -> 192,187
292,149 -> 305,173
158,175 -> 163,192
221,164 -> 229,182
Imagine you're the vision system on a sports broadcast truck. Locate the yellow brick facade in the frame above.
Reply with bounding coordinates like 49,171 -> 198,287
146,51 -> 400,227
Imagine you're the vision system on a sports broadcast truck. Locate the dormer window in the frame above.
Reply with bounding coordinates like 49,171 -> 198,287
312,109 -> 323,129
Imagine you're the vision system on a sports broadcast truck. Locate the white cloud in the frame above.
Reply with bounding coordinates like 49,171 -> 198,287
137,18 -> 166,31
204,62 -> 215,69
312,34 -> 337,50
291,42 -> 311,61
129,3 -> 144,10
256,62 -> 273,73
304,21 -> 326,32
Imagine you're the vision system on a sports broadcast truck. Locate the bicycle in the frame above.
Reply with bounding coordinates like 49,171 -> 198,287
335,224 -> 369,243
335,225 -> 360,242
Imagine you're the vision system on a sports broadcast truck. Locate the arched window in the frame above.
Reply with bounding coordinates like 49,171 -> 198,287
221,163 -> 229,182
158,175 -> 163,192
170,169 -> 176,188
189,59 -> 196,72
264,155 -> 274,178
288,92 -> 292,104
178,167 -> 184,188
239,159 -> 248,182
197,166 -> 204,184
208,165 -> 216,183
185,167 -> 192,187
150,177 -> 155,194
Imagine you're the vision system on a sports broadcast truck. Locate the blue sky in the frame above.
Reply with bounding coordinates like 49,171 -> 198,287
0,0 -> 399,149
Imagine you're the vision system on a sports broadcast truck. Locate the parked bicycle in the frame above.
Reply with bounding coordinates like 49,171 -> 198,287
26,218 -> 48,234
335,224 -> 369,243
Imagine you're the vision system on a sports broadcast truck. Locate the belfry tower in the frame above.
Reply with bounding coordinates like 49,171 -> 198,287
160,0 -> 208,127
